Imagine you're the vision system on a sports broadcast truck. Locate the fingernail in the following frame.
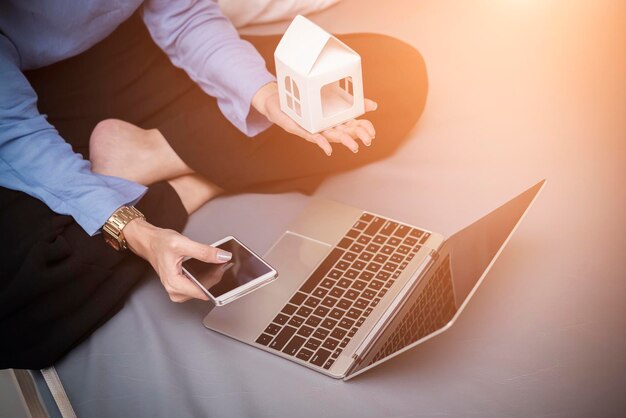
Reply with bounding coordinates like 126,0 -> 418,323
217,250 -> 232,261
352,147 -> 359,153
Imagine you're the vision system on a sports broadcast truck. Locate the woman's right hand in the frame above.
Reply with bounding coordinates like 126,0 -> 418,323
123,218 -> 232,302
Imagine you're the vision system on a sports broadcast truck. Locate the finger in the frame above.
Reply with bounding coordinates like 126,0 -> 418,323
354,126 -> 372,146
177,236 -> 232,263
173,273 -> 210,301
356,119 -> 376,138
323,128 -> 359,153
364,99 -> 378,112
312,134 -> 333,156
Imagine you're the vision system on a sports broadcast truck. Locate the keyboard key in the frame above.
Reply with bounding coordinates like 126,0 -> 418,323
404,237 -> 418,246
288,316 -> 304,327
313,306 -> 330,317
356,317 -> 366,327
373,254 -> 388,264
369,280 -> 384,290
381,245 -> 394,255
297,325 -> 314,338
358,271 -> 374,281
348,327 -> 358,337
352,280 -> 367,291
311,348 -> 332,367
366,243 -> 382,253
373,235 -> 386,244
283,335 -> 307,356
375,271 -> 391,281
345,269 -> 358,280
346,308 -> 362,320
305,338 -> 322,350
360,212 -> 374,222
273,313 -> 289,325
343,252 -> 357,262
347,229 -> 360,239
322,338 -> 339,351
383,262 -> 398,272
337,238 -> 353,249
388,237 -> 401,246
344,289 -> 359,300
409,229 -> 423,238
397,245 -> 411,255
312,287 -> 329,299
304,297 -> 320,308
390,253 -> 404,263
420,232 -> 431,244
296,348 -> 314,361
364,217 -> 385,236
289,292 -> 307,305
320,278 -> 335,289
379,288 -> 388,297
337,278 -> 351,288
328,269 -> 342,280
321,296 -> 338,308
339,317 -> 356,329
349,243 -> 365,253
394,225 -> 410,238
353,220 -> 368,230
256,333 -> 273,346
336,260 -> 351,270
366,262 -> 382,273
301,248 -> 344,293
323,359 -> 335,370
354,298 -> 369,310
381,221 -> 398,236
329,308 -> 344,320
371,297 -> 381,307
331,348 -> 343,359
352,260 -> 367,271
357,235 -> 371,245
362,289 -> 376,299
269,326 -> 297,350
364,308 -> 373,317
320,318 -> 338,330
331,327 -> 347,340
337,299 -> 352,310
340,337 -> 351,348
264,324 -> 282,335
358,252 -> 374,262
330,287 -> 345,298
282,304 -> 297,315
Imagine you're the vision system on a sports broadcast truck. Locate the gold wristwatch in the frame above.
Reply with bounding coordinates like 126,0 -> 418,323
102,205 -> 145,251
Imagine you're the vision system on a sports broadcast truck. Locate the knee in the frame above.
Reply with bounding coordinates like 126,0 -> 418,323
353,34 -> 428,157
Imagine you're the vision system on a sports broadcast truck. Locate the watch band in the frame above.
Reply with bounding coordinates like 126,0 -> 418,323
102,205 -> 145,251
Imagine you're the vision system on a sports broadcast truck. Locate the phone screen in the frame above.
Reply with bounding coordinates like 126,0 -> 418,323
182,238 -> 273,298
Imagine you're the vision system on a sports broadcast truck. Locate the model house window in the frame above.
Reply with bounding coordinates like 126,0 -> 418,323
284,76 -> 302,117
320,76 -> 354,118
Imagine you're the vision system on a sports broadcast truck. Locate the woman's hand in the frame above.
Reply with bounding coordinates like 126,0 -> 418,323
123,218 -> 232,302
252,82 -> 378,156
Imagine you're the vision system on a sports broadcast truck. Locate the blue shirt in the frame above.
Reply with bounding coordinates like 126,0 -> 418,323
0,0 -> 275,235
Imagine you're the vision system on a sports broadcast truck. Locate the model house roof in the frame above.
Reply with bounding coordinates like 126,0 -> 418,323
275,15 -> 359,76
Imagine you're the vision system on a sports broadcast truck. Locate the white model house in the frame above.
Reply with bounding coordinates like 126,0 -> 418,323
274,15 -> 365,134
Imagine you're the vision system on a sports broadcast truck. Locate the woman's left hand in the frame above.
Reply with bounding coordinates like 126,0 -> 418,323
252,82 -> 378,156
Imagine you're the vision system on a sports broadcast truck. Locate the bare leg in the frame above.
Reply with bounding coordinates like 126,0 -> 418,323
89,119 -> 222,214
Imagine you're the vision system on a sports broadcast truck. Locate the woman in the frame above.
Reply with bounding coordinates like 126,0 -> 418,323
0,1 -> 427,369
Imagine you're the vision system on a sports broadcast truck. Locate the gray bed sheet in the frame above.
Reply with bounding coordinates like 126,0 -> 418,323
34,0 -> 625,416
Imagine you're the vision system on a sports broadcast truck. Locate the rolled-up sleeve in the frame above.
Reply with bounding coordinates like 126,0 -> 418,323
141,0 -> 276,137
0,34 -> 147,236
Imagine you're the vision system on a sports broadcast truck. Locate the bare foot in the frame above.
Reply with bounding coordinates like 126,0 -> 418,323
90,119 -> 193,185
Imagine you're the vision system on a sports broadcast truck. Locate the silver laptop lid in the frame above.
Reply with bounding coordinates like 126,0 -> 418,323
346,180 -> 546,378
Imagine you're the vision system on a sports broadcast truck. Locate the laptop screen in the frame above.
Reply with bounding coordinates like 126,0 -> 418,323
348,180 -> 545,377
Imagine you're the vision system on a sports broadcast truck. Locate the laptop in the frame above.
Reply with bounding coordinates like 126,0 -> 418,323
203,180 -> 545,380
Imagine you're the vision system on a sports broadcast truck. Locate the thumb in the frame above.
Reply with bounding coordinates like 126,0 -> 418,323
179,236 -> 232,264
364,98 -> 378,112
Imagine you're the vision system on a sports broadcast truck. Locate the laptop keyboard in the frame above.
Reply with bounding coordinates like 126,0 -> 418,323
255,212 -> 430,370
367,254 -> 455,366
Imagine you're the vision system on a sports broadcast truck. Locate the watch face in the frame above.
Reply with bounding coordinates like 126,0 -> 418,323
104,233 -> 122,251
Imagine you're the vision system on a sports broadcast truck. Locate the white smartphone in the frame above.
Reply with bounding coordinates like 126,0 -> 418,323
182,236 -> 277,306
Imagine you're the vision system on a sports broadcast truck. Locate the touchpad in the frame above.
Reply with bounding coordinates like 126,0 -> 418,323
264,231 -> 332,298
